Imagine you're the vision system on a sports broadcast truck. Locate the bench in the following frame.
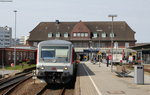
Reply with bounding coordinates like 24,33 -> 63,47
115,65 -> 132,77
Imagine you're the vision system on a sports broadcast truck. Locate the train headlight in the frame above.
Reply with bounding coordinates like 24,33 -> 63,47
64,67 -> 68,70
38,66 -> 45,70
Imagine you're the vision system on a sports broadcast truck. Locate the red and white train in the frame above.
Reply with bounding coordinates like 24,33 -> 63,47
36,40 -> 77,84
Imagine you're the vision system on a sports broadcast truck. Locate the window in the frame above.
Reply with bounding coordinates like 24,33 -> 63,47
56,32 -> 60,38
64,32 -> 68,38
5,35 -> 9,37
81,33 -> 84,37
101,43 -> 105,48
8,52 -> 11,60
125,42 -> 129,48
82,42 -> 88,47
85,33 -> 88,37
73,33 -> 77,37
41,46 -> 70,63
48,33 -> 52,38
33,42 -> 38,46
114,42 -> 118,48
110,32 -> 114,38
77,33 -> 80,37
102,32 -> 107,38
93,33 -> 97,38
95,42 -> 99,47
5,39 -> 9,41
73,32 -> 88,37
73,43 -> 78,47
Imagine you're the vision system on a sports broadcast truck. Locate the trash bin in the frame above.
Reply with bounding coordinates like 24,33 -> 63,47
134,65 -> 144,84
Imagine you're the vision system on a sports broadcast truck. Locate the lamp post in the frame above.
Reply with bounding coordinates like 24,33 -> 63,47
89,40 -> 92,61
13,10 -> 17,68
96,28 -> 103,67
108,14 -> 117,72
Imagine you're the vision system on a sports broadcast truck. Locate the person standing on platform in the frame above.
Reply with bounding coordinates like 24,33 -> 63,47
106,56 -> 109,67
93,56 -> 97,64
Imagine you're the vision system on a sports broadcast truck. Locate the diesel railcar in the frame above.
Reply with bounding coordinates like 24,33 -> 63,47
36,40 -> 76,84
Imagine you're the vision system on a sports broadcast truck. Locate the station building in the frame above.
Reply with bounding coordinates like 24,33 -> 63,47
27,20 -> 136,61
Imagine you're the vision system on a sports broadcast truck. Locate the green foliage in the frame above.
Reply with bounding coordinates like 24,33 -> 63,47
5,64 -> 36,70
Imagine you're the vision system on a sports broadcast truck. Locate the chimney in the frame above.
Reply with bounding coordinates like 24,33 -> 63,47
56,20 -> 59,24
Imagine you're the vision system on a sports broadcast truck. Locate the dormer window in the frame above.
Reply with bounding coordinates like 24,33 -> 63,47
64,32 -> 68,38
102,32 -> 107,38
81,33 -> 84,37
93,32 -> 98,38
77,33 -> 80,37
48,32 -> 52,38
56,32 -> 60,38
85,33 -> 88,37
110,32 -> 115,38
73,33 -> 77,37
73,32 -> 88,37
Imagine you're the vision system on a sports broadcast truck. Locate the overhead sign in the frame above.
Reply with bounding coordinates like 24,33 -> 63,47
132,52 -> 137,55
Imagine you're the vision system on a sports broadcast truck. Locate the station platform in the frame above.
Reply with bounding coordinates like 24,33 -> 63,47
75,61 -> 150,95
0,70 -> 19,78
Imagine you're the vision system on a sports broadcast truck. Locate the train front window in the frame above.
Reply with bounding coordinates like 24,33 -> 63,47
41,46 -> 70,63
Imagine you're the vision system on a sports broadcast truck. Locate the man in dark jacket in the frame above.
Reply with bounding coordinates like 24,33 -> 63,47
106,56 -> 109,67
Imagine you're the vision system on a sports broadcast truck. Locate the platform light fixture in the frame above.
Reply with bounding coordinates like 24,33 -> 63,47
13,10 -> 17,68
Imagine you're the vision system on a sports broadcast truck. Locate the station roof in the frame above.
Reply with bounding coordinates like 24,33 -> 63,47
28,21 -> 136,42
129,43 -> 150,52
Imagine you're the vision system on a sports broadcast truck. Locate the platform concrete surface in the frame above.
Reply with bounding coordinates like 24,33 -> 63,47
0,70 -> 19,78
78,61 -> 150,95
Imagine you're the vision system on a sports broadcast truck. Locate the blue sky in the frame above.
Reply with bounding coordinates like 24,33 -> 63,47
0,0 -> 150,43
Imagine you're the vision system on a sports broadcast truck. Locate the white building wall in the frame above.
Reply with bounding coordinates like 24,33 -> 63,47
0,26 -> 12,48
19,36 -> 29,45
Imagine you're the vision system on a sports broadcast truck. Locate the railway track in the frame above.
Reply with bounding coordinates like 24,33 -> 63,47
0,71 -> 31,86
36,84 -> 66,95
2,75 -> 32,95
36,84 -> 48,95
0,72 -> 32,95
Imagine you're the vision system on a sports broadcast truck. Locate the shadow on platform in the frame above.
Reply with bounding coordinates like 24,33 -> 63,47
77,63 -> 95,76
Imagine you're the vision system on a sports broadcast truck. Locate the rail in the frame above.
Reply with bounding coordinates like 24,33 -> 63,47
2,75 -> 31,95
0,71 -> 31,86
0,72 -> 32,91
35,84 -> 66,95
36,85 -> 47,95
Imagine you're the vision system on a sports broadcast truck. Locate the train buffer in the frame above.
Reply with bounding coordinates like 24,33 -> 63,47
115,65 -> 132,77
